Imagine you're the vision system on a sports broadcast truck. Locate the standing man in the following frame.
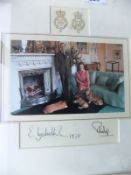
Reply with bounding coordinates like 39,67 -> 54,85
54,42 -> 72,100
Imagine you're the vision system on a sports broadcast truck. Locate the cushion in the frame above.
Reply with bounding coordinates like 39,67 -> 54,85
106,76 -> 124,91
96,75 -> 109,86
118,76 -> 124,84
89,71 -> 96,85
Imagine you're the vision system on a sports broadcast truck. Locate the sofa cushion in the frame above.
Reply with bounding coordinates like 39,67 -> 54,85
106,76 -> 124,91
91,71 -> 124,108
96,75 -> 109,86
89,71 -> 96,85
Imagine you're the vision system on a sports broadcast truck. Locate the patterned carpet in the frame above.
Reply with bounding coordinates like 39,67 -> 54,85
12,98 -> 106,115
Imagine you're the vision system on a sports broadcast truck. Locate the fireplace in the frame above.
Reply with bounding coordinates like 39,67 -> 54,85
19,68 -> 52,107
11,53 -> 56,113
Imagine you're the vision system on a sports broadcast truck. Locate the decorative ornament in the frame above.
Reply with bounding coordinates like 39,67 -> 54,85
53,10 -> 68,32
72,11 -> 85,33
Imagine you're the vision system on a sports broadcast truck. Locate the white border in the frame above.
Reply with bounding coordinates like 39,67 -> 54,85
1,33 -> 130,122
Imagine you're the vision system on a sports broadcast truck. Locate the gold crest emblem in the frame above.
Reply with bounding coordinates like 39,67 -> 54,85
53,10 -> 68,32
72,11 -> 85,33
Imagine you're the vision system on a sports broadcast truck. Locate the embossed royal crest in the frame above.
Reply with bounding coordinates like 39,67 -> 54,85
53,10 -> 68,32
72,11 -> 85,33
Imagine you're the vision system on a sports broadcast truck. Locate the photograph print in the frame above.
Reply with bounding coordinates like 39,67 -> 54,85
1,34 -> 130,121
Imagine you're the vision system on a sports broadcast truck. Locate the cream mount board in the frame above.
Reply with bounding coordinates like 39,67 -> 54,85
20,119 -> 119,148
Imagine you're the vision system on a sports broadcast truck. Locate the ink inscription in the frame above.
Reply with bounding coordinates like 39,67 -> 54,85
91,121 -> 113,136
28,125 -> 81,141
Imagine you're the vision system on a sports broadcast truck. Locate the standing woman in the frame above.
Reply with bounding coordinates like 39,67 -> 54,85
76,62 -> 90,97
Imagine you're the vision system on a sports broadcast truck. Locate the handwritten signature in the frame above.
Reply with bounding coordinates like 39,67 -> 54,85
91,121 -> 113,136
28,125 -> 81,141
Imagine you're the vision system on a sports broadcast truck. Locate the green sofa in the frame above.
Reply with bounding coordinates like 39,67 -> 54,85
89,71 -> 125,109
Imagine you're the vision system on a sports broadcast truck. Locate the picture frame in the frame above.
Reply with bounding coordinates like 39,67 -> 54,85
113,49 -> 121,60
1,33 -> 130,122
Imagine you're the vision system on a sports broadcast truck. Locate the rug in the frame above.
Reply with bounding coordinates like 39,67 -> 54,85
12,98 -> 106,115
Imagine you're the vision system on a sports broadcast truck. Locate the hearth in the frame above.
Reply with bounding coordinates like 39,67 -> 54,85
19,68 -> 52,107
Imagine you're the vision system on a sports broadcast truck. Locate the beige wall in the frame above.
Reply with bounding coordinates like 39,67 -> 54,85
97,43 -> 106,71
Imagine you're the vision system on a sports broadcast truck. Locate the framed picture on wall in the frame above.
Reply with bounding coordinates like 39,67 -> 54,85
1,33 -> 130,122
113,49 -> 121,60
50,6 -> 90,36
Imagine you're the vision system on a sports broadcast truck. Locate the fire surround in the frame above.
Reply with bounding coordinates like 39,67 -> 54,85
11,53 -> 56,113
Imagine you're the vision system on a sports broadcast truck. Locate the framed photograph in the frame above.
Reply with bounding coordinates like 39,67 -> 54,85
113,49 -> 121,60
1,33 -> 130,122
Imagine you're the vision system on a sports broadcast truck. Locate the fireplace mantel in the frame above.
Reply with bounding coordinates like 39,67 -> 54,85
11,53 -> 56,112
11,53 -> 55,69
11,53 -> 55,56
